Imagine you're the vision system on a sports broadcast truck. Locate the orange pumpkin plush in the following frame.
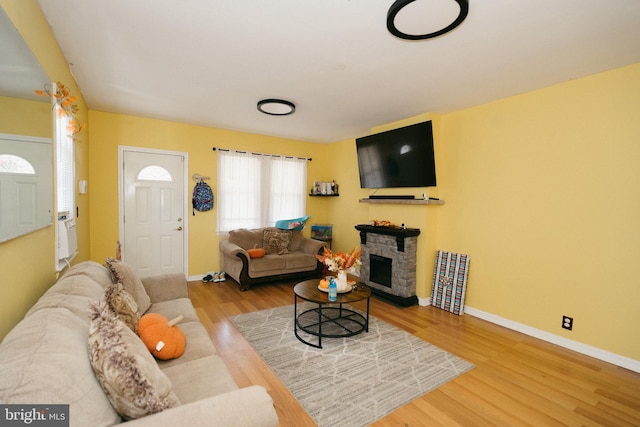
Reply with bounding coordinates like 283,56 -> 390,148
247,248 -> 266,258
138,313 -> 186,360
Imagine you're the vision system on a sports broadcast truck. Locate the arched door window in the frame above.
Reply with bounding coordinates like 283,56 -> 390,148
0,154 -> 36,174
137,165 -> 173,182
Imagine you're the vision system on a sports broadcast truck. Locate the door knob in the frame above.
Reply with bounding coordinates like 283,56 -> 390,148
175,226 -> 183,231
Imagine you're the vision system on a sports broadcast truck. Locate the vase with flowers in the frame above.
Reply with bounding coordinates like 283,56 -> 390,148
316,247 -> 362,292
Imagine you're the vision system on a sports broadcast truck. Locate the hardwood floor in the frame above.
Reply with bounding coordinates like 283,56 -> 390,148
189,278 -> 640,426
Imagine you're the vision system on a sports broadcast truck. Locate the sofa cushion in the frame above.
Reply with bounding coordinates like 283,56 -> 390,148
249,255 -> 286,274
105,258 -> 152,314
162,355 -> 239,405
288,230 -> 305,252
26,273 -> 106,319
157,322 -> 219,370
148,298 -> 201,324
283,252 -> 319,270
63,260 -> 115,288
228,228 -> 263,250
141,273 -> 189,302
263,228 -> 291,255
88,300 -> 180,420
105,282 -> 139,332
0,308 -> 121,427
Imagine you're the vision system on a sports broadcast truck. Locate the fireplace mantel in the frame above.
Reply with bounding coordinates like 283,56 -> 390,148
355,225 -> 420,252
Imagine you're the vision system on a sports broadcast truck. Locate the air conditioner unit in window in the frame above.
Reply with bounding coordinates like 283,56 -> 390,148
57,217 -> 77,260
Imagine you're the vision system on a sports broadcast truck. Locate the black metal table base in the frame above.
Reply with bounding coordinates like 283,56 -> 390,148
294,297 -> 370,349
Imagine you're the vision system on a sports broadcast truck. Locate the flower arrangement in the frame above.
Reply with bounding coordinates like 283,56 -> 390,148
35,81 -> 86,141
316,247 -> 362,273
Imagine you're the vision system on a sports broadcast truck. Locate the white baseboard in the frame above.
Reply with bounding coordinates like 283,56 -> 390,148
417,298 -> 640,373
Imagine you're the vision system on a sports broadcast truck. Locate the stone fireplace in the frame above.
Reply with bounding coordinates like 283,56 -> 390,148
355,224 -> 420,306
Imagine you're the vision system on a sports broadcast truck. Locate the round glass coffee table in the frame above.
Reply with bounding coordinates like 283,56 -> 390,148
293,279 -> 371,349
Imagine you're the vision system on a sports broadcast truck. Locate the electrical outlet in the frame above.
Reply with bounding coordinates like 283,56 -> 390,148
562,315 -> 573,331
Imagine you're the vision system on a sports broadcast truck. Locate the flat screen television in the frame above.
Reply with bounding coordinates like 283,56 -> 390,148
356,120 -> 436,188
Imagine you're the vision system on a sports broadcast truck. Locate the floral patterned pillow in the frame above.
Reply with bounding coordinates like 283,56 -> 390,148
105,258 -> 151,314
88,300 -> 180,420
104,282 -> 139,332
263,228 -> 291,255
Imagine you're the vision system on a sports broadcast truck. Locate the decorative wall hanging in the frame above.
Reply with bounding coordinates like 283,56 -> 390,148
35,81 -> 86,141
431,250 -> 470,315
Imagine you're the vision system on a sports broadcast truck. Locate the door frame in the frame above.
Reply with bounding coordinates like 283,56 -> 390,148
118,146 -> 189,277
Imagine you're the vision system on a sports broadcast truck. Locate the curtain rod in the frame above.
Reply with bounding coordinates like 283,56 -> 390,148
212,147 -> 311,161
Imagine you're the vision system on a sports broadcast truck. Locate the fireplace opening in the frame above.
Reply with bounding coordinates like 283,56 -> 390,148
370,254 -> 392,288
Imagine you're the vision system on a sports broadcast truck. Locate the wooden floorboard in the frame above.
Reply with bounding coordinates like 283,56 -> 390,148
189,278 -> 640,426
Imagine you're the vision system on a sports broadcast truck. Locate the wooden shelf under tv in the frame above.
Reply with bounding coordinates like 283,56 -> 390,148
359,198 -> 445,205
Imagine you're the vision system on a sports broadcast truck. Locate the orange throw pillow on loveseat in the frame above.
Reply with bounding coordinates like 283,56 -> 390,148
247,248 -> 266,258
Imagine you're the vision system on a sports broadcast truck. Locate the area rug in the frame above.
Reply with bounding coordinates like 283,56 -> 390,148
230,303 -> 474,427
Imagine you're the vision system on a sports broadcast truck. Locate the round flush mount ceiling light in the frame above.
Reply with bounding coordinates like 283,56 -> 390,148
387,0 -> 469,41
257,99 -> 296,116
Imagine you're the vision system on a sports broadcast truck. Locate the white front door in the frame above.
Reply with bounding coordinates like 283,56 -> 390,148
121,148 -> 187,277
0,134 -> 52,243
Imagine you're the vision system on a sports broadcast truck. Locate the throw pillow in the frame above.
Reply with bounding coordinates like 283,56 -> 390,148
263,228 -> 291,255
247,248 -> 266,258
104,282 -> 140,332
138,313 -> 186,360
88,300 -> 180,420
228,228 -> 262,250
288,230 -> 305,252
105,258 -> 151,314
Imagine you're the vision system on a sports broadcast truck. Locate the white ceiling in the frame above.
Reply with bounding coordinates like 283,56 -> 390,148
35,0 -> 640,143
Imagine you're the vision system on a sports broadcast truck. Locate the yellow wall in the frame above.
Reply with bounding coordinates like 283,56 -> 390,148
325,65 -> 640,361
318,138 -> 369,252
437,63 -> 640,360
88,111 -> 333,276
0,96 -> 51,137
0,95 -> 53,341
0,0 -> 89,341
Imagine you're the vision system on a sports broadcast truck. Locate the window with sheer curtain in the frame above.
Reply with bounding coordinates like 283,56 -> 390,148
55,106 -> 74,218
217,150 -> 307,232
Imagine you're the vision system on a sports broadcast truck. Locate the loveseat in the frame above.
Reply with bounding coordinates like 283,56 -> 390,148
0,260 -> 278,427
220,227 -> 326,291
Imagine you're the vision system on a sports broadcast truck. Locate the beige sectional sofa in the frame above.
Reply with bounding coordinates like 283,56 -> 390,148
220,227 -> 326,291
0,260 -> 278,427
